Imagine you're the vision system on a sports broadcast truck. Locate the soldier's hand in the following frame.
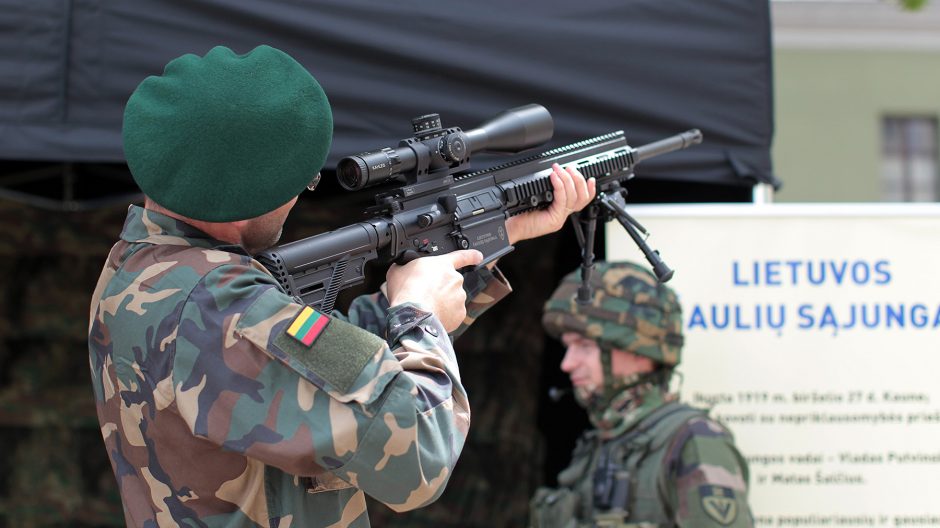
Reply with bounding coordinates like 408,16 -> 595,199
386,249 -> 484,333
505,163 -> 596,244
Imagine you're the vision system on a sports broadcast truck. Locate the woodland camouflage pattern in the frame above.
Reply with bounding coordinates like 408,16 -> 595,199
533,261 -> 752,527
87,205 -> 510,527
542,261 -> 683,366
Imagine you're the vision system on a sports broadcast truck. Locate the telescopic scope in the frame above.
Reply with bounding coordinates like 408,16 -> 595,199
336,104 -> 554,191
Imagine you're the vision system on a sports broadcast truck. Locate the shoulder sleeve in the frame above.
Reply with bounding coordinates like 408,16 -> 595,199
341,291 -> 391,337
171,261 -> 470,510
666,417 -> 754,528
450,264 -> 512,338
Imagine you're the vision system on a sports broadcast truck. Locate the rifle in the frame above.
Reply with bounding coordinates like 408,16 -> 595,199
257,104 -> 702,313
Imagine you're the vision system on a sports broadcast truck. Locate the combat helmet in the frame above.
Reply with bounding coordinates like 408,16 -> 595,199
542,261 -> 684,367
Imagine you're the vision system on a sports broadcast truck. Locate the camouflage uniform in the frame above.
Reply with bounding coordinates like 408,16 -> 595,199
87,205 -> 510,527
531,262 -> 752,528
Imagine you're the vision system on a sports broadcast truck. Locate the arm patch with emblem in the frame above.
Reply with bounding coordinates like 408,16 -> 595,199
700,485 -> 738,525
273,307 -> 385,394
285,306 -> 331,346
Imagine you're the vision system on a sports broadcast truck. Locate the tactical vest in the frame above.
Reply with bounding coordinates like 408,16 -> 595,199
530,403 -> 706,528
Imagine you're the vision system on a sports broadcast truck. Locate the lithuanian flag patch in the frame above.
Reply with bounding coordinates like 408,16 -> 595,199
286,306 -> 330,347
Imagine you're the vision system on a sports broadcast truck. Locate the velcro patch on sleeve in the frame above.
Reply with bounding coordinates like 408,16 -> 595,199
274,309 -> 386,394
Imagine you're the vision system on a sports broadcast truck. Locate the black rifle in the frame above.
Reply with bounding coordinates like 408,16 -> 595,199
257,104 -> 702,313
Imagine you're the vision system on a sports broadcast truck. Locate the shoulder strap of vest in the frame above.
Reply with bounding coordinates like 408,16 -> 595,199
647,403 -> 708,451
611,402 -> 704,453
603,402 -> 704,484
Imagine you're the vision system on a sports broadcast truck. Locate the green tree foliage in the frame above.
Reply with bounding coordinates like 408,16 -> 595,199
898,0 -> 929,11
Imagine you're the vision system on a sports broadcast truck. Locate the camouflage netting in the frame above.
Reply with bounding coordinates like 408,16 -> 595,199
0,199 -> 128,527
0,192 -> 580,527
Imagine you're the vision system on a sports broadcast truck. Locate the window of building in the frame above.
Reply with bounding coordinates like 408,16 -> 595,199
881,116 -> 939,202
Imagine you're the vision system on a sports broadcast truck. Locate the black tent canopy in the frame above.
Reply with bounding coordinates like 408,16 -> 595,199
0,0 -> 774,208
0,4 -> 775,525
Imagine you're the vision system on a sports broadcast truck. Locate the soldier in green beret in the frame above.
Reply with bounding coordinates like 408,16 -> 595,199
530,261 -> 753,528
88,45 -> 595,528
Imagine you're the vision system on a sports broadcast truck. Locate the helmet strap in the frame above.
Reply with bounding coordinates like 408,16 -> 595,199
598,347 -> 674,404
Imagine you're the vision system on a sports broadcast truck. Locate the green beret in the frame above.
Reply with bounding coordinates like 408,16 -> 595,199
542,261 -> 684,366
123,45 -> 332,222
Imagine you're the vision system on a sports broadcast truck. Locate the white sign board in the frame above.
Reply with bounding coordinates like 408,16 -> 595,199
606,203 -> 940,528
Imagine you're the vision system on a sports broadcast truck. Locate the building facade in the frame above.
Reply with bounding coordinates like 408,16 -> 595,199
772,0 -> 940,202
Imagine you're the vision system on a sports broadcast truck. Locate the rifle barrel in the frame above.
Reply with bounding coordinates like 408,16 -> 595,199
634,129 -> 702,163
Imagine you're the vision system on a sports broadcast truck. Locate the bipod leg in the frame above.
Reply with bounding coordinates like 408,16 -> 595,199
598,195 -> 674,283
574,206 -> 599,303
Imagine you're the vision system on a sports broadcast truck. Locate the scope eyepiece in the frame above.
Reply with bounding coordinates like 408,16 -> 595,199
336,156 -> 368,190
337,147 -> 412,191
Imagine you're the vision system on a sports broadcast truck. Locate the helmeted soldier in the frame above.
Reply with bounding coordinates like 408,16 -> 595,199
531,261 -> 753,528
87,45 -> 595,527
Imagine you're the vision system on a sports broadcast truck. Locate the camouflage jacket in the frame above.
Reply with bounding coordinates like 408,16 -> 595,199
87,205 -> 511,528
531,397 -> 753,528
